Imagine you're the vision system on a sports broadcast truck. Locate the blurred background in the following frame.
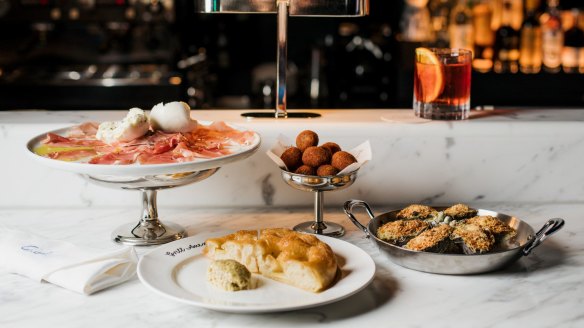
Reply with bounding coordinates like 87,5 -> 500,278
0,0 -> 582,110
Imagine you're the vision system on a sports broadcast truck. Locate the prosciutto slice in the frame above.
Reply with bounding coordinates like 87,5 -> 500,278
36,122 -> 255,165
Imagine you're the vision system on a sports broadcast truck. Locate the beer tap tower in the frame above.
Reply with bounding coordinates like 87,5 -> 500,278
195,0 -> 369,118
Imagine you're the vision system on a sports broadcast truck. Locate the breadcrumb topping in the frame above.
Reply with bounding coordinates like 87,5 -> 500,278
405,225 -> 453,251
466,216 -> 516,236
452,224 -> 495,253
397,205 -> 438,220
377,219 -> 430,242
444,204 -> 478,220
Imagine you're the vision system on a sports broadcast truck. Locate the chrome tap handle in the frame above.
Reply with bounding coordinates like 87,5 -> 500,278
276,0 -> 289,118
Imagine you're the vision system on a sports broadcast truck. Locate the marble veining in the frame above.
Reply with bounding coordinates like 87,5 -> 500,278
261,173 -> 275,206
0,203 -> 582,327
3,109 -> 584,208
2,109 -> 584,326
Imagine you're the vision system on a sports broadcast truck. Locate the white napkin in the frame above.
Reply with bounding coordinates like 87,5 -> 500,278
0,225 -> 138,295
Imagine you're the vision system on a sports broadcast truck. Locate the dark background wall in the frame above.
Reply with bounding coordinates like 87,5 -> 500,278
0,0 -> 582,109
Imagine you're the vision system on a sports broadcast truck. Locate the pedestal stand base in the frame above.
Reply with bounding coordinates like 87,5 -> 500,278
241,112 -> 321,118
112,221 -> 186,246
293,221 -> 345,237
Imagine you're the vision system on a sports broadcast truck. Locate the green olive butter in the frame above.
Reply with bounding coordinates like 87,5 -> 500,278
207,259 -> 252,291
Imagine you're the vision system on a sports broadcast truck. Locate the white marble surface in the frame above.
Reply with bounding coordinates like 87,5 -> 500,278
2,108 -> 583,326
0,203 -> 582,328
2,109 -> 584,209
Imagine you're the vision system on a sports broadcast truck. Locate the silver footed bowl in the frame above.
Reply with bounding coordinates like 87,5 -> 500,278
281,169 -> 359,238
280,169 -> 358,192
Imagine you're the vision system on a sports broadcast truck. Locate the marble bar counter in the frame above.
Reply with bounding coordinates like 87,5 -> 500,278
1,109 -> 584,209
1,109 -> 584,327
0,204 -> 582,328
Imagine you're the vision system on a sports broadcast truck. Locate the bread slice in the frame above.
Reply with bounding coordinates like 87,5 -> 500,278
203,228 -> 338,292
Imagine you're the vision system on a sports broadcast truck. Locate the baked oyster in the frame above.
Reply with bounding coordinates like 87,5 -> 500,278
444,204 -> 478,221
466,216 -> 516,238
404,225 -> 455,253
396,204 -> 438,220
465,215 -> 518,249
451,223 -> 495,254
377,219 -> 430,246
381,205 -> 520,255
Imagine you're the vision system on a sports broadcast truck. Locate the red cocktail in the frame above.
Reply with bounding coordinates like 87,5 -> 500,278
413,48 -> 472,120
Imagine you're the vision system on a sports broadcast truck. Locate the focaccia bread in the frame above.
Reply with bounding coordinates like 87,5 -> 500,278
203,228 -> 338,292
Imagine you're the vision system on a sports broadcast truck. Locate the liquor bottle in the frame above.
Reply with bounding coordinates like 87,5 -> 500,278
400,0 -> 433,42
472,0 -> 494,72
519,0 -> 542,73
493,0 -> 523,31
494,0 -> 520,73
509,0 -> 524,30
562,8 -> 584,73
540,0 -> 563,73
449,0 -> 473,51
491,0 -> 503,31
429,0 -> 452,48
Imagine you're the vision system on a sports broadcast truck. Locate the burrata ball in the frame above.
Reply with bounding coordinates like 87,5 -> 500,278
150,101 -> 198,133
96,107 -> 150,144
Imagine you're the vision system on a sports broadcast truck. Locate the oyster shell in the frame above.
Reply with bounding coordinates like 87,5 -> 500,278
377,219 -> 430,246
465,215 -> 518,250
465,216 -> 516,237
396,204 -> 438,220
451,223 -> 495,254
404,225 -> 456,253
444,204 -> 478,221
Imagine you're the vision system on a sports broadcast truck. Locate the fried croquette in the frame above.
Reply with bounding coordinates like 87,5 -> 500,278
316,164 -> 339,177
396,204 -> 438,220
321,142 -> 341,155
302,146 -> 331,167
331,151 -> 357,171
320,146 -> 332,161
295,165 -> 316,176
444,204 -> 478,220
296,130 -> 319,152
280,147 -> 303,171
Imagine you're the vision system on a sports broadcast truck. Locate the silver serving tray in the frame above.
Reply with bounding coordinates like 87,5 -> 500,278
25,122 -> 261,246
25,122 -> 261,177
344,200 -> 565,275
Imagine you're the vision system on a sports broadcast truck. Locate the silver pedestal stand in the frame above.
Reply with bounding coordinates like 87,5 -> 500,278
281,169 -> 358,237
83,169 -> 219,246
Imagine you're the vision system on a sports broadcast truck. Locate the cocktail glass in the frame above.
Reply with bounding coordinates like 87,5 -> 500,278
413,48 -> 472,120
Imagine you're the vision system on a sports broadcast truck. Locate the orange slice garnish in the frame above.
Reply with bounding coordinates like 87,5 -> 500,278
415,48 -> 444,103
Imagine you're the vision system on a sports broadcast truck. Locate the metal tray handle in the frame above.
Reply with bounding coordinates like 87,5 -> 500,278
343,199 -> 375,238
522,218 -> 565,256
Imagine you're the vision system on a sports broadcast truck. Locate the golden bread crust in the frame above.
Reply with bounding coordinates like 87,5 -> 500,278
203,228 -> 338,292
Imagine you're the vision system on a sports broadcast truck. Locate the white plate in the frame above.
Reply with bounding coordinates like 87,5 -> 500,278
137,233 -> 376,313
25,122 -> 261,176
